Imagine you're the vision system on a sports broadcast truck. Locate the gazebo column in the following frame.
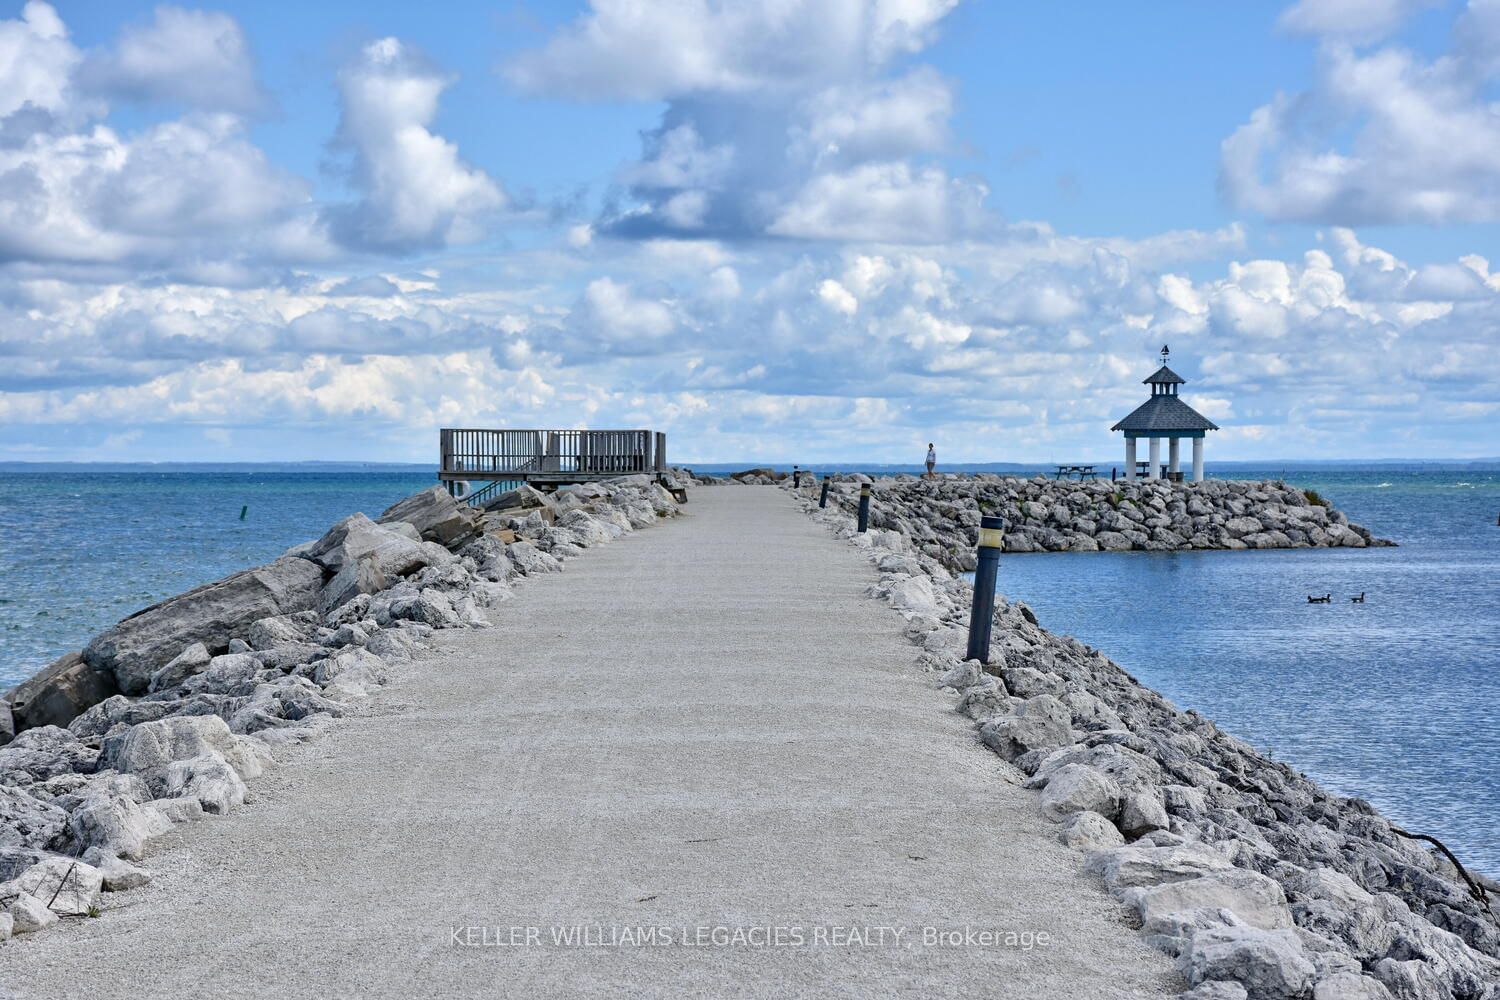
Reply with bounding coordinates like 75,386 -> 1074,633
1147,437 -> 1161,479
1124,437 -> 1137,480
1168,438 -> 1181,477
1192,437 -> 1204,482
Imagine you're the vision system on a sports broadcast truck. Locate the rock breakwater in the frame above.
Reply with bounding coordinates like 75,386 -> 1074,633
785,478 -> 1497,1000
797,474 -> 1393,571
0,473 -> 692,943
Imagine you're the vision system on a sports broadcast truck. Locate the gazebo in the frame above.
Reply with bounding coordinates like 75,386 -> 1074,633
1111,347 -> 1218,482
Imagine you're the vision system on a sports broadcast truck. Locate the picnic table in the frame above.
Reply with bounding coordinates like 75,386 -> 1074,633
1053,464 -> 1098,480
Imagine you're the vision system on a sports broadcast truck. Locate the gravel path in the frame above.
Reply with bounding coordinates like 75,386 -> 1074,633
1,487 -> 1177,999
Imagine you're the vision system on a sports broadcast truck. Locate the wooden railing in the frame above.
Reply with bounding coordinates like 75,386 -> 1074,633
439,428 -> 665,480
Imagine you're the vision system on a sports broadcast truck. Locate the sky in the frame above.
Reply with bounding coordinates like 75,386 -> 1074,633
0,0 -> 1497,465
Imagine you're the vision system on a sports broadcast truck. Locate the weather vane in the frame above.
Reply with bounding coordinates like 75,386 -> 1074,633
1160,344 -> 1170,366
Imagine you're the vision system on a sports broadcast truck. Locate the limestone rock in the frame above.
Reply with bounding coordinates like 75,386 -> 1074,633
459,536 -> 514,582
1125,869 -> 1293,932
151,796 -> 205,823
0,855 -> 104,917
81,848 -> 153,891
181,653 -> 265,697
66,786 -> 172,861
162,754 -> 246,814
420,540 -> 457,566
6,651 -> 120,731
888,575 -> 939,614
313,647 -> 390,699
322,595 -> 372,628
507,540 -> 562,576
483,484 -> 555,514
386,589 -> 460,628
955,678 -> 1009,719
246,613 -> 320,650
305,513 -> 429,577
249,641 -> 327,672
1040,764 -> 1122,823
978,695 -> 1071,761
378,486 -> 481,549
938,659 -> 982,691
0,785 -> 67,850
1059,810 -> 1126,852
1180,982 -> 1249,1000
1120,790 -> 1171,838
1085,843 -> 1235,890
8,892 -> 57,933
109,716 -> 262,811
1178,927 -> 1316,999
145,642 -> 213,692
319,557 -> 389,618
85,556 -> 324,695
0,700 -> 13,747
1311,973 -> 1395,1000
0,725 -> 98,780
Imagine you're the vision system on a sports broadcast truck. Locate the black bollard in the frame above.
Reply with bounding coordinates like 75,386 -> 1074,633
966,515 -> 1004,664
819,476 -> 830,508
793,468 -> 801,488
857,482 -> 871,533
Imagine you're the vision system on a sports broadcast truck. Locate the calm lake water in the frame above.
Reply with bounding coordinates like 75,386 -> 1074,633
0,469 -> 432,687
1,463 -> 1496,871
968,466 -> 1500,873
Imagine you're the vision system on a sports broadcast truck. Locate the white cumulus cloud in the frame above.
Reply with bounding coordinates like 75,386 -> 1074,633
326,38 -> 506,252
80,5 -> 266,113
1223,0 -> 1500,224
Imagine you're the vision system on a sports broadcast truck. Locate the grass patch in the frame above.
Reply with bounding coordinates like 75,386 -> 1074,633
1303,489 -> 1330,508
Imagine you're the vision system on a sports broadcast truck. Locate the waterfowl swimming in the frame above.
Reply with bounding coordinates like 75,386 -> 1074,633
1307,594 -> 1332,604
1350,592 -> 1366,603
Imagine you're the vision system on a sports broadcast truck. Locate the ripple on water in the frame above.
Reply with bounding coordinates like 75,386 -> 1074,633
961,468 -> 1500,872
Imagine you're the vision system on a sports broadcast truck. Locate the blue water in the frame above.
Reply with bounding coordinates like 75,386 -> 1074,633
0,471 -> 432,685
0,464 -> 1496,871
967,467 -> 1500,873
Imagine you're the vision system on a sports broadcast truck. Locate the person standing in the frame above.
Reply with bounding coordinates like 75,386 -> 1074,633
925,442 -> 936,478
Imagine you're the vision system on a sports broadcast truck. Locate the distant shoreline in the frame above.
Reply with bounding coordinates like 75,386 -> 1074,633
4,458 -> 1499,474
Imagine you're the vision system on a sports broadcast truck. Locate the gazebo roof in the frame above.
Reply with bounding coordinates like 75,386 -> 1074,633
1111,394 -> 1219,433
1143,365 -> 1186,385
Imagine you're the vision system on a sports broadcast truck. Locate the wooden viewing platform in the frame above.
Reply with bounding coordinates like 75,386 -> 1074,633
438,428 -> 668,502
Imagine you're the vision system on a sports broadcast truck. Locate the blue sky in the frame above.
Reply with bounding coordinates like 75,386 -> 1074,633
1,0 -> 1497,463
